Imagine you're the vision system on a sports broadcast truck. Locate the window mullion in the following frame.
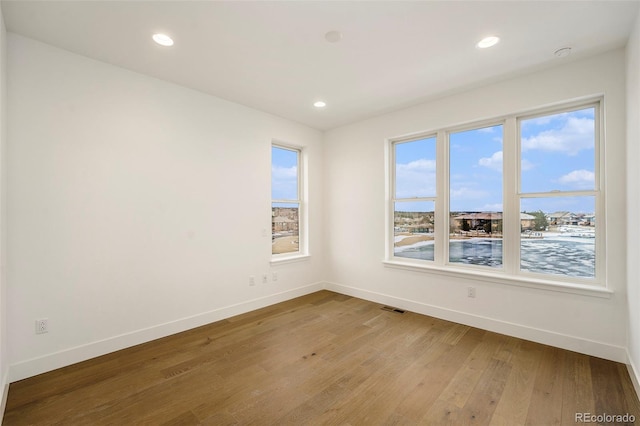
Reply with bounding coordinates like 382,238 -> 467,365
395,197 -> 435,203
503,117 -> 519,275
436,130 -> 447,267
520,190 -> 597,199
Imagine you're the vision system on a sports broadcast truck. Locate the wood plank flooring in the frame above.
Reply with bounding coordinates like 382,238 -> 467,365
4,290 -> 640,425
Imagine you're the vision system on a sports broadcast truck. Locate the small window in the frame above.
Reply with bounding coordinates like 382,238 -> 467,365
271,145 -> 301,256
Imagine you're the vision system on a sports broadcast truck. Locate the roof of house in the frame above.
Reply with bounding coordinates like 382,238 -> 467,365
453,212 -> 536,220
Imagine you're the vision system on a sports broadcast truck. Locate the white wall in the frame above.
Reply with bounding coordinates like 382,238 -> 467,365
7,34 -> 325,381
0,3 -> 7,418
4,26 -> 637,386
626,9 -> 640,394
324,49 -> 629,362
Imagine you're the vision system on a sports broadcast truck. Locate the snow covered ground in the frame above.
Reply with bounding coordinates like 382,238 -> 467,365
395,232 -> 595,278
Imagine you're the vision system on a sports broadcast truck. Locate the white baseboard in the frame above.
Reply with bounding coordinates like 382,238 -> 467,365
324,282 -> 627,363
8,282 -> 325,383
627,351 -> 640,400
7,280 -> 629,383
0,369 -> 8,424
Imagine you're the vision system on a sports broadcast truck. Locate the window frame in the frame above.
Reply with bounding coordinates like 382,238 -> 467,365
271,142 -> 307,262
385,98 -> 608,295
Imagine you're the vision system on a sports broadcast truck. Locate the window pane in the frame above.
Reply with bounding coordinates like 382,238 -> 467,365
520,196 -> 595,278
521,107 -> 595,193
395,137 -> 436,198
272,146 -> 298,200
393,201 -> 435,261
449,125 -> 503,268
272,202 -> 299,255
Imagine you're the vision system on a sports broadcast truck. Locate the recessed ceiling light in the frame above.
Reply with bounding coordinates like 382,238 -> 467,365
325,31 -> 343,43
313,101 -> 327,108
554,47 -> 572,58
152,33 -> 174,47
477,36 -> 500,49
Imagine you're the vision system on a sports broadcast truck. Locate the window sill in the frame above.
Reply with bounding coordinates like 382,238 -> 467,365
382,259 -> 612,299
270,254 -> 311,266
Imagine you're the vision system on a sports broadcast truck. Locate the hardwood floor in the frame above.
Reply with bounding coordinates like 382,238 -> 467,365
4,290 -> 640,425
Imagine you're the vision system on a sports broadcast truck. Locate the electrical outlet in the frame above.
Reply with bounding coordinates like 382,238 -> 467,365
272,271 -> 278,282
467,287 -> 476,298
262,273 -> 268,284
249,275 -> 256,286
35,318 -> 48,334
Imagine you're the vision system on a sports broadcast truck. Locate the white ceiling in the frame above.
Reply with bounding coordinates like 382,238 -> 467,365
2,1 -> 639,131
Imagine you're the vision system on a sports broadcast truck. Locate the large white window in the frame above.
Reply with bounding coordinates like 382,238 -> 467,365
271,144 -> 302,257
387,100 -> 604,288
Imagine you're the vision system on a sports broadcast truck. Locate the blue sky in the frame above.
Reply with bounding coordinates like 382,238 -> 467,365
450,124 -> 504,212
395,107 -> 596,213
272,146 -> 298,201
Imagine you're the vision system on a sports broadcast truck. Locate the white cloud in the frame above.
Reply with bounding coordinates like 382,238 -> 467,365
395,159 -> 436,198
521,114 -> 557,128
557,169 -> 594,189
478,151 -> 502,172
522,117 -> 594,156
271,165 -> 298,198
398,159 -> 436,172
521,158 -> 535,171
450,186 -> 489,200
271,165 -> 297,179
